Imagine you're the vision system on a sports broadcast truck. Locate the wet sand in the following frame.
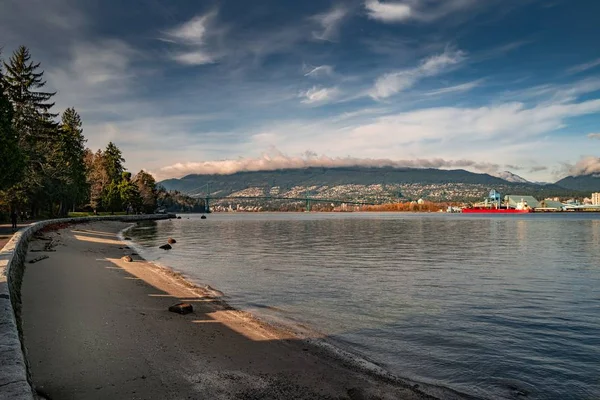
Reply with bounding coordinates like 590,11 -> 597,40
20,221 -> 455,400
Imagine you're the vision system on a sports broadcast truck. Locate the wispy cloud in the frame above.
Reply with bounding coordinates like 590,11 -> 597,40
163,11 -> 219,65
370,48 -> 466,99
365,0 -> 476,23
300,86 -> 340,104
529,166 -> 548,172
506,78 -> 600,104
311,6 -> 348,41
567,58 -> 600,75
587,133 -> 600,140
425,80 -> 482,96
304,64 -> 335,77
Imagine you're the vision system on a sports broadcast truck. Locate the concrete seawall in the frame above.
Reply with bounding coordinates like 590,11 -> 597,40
0,214 -> 174,399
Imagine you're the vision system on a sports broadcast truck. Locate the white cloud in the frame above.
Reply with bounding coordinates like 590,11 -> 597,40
304,65 -> 335,77
365,0 -> 412,22
566,156 -> 600,177
312,6 -> 348,41
425,80 -> 482,96
300,86 -> 340,104
365,0 -> 476,23
567,58 -> 600,75
370,48 -> 466,99
163,11 -> 219,65
173,51 -> 215,65
504,78 -> 600,104
158,149 -> 501,178
587,133 -> 600,140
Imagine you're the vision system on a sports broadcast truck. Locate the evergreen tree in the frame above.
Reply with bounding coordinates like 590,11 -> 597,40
103,142 -> 125,184
102,181 -> 122,214
2,46 -> 58,216
56,107 -> 88,214
0,52 -> 23,191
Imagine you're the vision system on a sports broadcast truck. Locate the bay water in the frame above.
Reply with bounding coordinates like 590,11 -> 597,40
125,213 -> 600,399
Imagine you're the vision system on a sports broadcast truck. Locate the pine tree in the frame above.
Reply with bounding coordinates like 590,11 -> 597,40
2,46 -> 58,216
56,107 -> 88,214
0,51 -> 24,191
103,142 -> 125,183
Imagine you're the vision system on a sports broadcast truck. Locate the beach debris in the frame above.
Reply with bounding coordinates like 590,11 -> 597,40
29,255 -> 49,264
167,237 -> 177,244
177,216 -> 182,219
121,255 -> 133,262
159,244 -> 172,250
169,303 -> 193,315
124,237 -> 132,241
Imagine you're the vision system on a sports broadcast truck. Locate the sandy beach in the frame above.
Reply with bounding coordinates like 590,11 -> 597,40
18,221 -> 451,400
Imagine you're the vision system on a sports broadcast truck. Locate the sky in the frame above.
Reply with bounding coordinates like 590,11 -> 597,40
1,0 -> 600,182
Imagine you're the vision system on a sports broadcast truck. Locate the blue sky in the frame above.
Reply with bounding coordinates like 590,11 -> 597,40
2,0 -> 600,182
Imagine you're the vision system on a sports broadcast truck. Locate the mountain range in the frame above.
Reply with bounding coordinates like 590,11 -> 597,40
159,167 -> 588,203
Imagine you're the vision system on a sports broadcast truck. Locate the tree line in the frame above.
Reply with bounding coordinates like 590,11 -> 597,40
0,46 -> 195,220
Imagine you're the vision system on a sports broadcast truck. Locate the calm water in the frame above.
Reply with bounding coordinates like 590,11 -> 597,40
126,213 -> 600,399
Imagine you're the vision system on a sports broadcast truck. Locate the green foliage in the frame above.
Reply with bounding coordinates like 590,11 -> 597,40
0,45 -> 179,219
157,187 -> 206,213
102,181 -> 122,214
103,142 -> 125,183
0,76 -> 23,190
119,171 -> 142,213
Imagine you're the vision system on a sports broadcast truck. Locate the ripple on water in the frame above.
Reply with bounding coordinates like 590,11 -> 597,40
126,213 -> 600,400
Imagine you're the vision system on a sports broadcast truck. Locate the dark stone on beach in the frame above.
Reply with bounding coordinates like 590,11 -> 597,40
159,244 -> 172,250
167,237 -> 177,244
201,215 -> 207,219
169,303 -> 193,315
124,237 -> 132,241
177,216 -> 181,219
121,255 -> 133,262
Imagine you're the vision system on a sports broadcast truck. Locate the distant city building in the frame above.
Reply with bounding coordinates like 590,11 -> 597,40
592,192 -> 600,205
538,200 -> 565,211
583,197 -> 592,205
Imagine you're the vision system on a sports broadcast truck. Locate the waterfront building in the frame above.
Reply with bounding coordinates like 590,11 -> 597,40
592,192 -> 600,205
505,195 -> 539,209
538,200 -> 565,211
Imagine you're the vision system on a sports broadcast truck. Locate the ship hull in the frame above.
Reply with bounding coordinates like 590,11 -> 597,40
461,208 -> 532,214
